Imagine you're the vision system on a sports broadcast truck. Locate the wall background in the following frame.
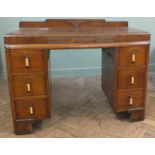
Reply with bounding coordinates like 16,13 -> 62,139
0,17 -> 155,79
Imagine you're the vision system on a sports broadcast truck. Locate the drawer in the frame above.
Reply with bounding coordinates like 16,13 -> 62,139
117,46 -> 147,68
117,69 -> 145,89
12,74 -> 46,97
116,89 -> 144,112
9,50 -> 45,73
14,98 -> 48,119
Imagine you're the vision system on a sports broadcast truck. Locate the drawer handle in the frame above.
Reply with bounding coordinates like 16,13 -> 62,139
25,57 -> 30,68
26,82 -> 31,92
129,96 -> 133,106
130,76 -> 135,85
131,52 -> 136,63
29,106 -> 34,115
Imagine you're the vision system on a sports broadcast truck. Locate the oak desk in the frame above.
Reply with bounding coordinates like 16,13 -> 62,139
4,19 -> 150,134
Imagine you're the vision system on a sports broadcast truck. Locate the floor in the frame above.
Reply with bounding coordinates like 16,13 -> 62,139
0,73 -> 155,138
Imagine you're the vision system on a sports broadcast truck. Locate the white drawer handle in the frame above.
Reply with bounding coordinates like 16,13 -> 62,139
131,76 -> 135,85
25,57 -> 30,68
29,106 -> 34,115
26,82 -> 31,92
131,52 -> 136,63
129,96 -> 133,106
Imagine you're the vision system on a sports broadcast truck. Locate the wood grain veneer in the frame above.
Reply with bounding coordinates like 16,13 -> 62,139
4,19 -> 150,134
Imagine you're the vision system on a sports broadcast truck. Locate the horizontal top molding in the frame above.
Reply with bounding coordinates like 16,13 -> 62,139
5,41 -> 150,50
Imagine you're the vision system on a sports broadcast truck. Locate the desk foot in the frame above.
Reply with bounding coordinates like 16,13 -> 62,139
128,108 -> 145,122
14,121 -> 33,135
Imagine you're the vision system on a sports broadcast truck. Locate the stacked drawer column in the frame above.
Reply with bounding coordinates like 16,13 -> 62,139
102,45 -> 149,121
6,49 -> 51,134
115,45 -> 150,121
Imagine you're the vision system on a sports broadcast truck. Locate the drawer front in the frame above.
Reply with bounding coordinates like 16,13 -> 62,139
10,50 -> 45,73
117,69 -> 145,89
118,46 -> 147,68
116,89 -> 144,112
12,74 -> 46,97
15,98 -> 48,119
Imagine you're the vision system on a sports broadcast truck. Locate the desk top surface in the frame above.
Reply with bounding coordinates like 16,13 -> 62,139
5,27 -> 149,37
4,27 -> 150,49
